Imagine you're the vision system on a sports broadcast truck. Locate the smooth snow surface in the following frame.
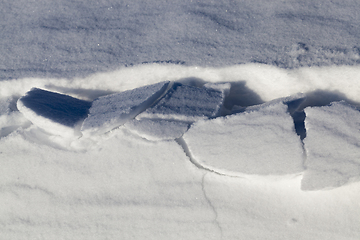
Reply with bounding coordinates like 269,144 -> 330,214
302,101 -> 360,190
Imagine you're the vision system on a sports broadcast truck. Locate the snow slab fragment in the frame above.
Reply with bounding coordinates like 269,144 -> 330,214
302,101 -> 360,191
81,81 -> 170,136
183,99 -> 305,176
137,82 -> 224,122
17,88 -> 91,138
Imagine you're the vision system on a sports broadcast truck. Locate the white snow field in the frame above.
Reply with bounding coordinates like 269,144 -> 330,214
2,0 -> 360,239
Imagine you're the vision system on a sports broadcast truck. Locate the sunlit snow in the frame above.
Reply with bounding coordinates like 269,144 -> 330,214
1,0 -> 360,239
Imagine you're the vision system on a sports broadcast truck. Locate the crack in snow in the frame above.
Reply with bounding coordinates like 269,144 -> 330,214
202,173 -> 223,239
175,136 -> 242,178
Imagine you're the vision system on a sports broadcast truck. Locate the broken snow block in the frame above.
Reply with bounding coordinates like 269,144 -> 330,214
81,81 -> 169,136
302,101 -> 360,191
183,100 -> 305,176
17,88 -> 92,138
124,119 -> 189,141
137,82 -> 224,122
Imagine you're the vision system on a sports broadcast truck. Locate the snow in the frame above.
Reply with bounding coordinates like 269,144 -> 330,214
2,66 -> 360,240
81,81 -> 169,136
137,82 -> 224,122
2,0 -> 360,239
125,119 -> 189,141
17,88 -> 91,138
302,101 -> 360,190
182,98 -> 305,176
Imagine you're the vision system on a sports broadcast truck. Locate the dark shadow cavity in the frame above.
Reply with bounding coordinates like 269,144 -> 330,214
223,81 -> 264,111
176,77 -> 207,88
298,90 -> 360,110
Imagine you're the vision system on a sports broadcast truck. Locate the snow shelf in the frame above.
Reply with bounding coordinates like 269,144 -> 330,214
136,82 -> 224,122
81,81 -> 169,136
17,88 -> 91,138
302,101 -> 360,190
182,98 -> 305,176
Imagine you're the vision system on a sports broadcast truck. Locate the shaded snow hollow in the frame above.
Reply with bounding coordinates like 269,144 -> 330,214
15,80 -> 360,191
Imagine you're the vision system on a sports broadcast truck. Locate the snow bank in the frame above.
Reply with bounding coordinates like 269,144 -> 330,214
81,81 -> 169,136
302,101 -> 360,190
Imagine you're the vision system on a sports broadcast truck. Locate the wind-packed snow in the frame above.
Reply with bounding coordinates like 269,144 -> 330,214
2,0 -> 360,239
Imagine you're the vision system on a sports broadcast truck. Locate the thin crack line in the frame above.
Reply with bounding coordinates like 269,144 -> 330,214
174,137 -> 243,178
202,173 -> 223,239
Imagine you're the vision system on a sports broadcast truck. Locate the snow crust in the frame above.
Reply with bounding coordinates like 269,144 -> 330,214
183,99 -> 305,176
81,81 -> 169,136
137,82 -> 224,122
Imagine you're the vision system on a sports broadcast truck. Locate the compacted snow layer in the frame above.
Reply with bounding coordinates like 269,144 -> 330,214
302,101 -> 360,190
137,83 -> 224,122
81,81 -> 169,136
183,100 -> 305,176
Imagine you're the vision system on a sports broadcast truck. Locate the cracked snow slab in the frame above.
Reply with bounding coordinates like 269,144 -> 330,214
81,81 -> 170,136
183,98 -> 305,176
17,88 -> 92,138
124,119 -> 189,141
136,82 -> 224,122
302,101 -> 360,191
